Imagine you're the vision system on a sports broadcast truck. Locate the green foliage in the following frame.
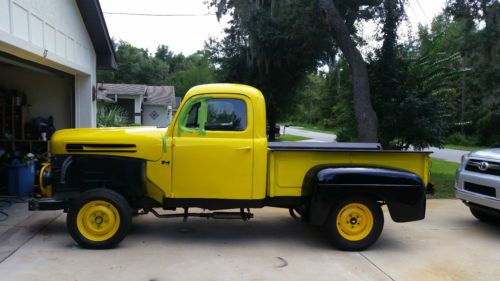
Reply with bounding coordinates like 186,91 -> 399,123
155,45 -> 186,74
437,2 -> 500,144
207,0 -> 332,140
282,74 -> 330,126
96,102 -> 129,127
97,41 -> 217,98
477,108 -> 500,146
168,52 -> 217,97
446,132 -> 478,147
97,41 -> 168,85
329,60 -> 357,142
278,134 -> 311,142
374,50 -> 465,149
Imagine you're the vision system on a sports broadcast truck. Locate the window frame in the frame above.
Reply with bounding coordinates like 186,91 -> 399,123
176,94 -> 252,138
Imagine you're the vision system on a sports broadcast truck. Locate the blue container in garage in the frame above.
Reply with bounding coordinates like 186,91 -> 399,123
6,161 -> 35,197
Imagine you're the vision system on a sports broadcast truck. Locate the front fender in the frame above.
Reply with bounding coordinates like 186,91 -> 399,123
305,166 -> 426,225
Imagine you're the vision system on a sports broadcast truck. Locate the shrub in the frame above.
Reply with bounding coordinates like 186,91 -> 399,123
446,132 -> 478,146
96,102 -> 129,127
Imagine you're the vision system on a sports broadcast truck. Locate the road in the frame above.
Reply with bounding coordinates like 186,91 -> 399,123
282,126 -> 337,142
1,200 -> 499,281
283,126 -> 469,163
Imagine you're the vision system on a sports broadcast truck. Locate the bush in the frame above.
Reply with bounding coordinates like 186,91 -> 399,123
96,102 -> 129,127
372,51 -> 464,150
446,132 -> 478,146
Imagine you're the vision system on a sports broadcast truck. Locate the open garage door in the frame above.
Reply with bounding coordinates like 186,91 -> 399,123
0,51 -> 75,155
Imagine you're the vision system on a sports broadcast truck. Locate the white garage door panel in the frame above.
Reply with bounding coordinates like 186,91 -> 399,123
0,0 -> 10,33
29,14 -> 43,48
12,3 -> 29,41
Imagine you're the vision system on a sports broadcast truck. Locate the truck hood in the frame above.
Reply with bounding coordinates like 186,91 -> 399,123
50,127 -> 167,161
468,148 -> 500,161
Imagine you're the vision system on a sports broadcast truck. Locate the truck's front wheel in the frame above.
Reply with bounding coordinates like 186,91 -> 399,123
326,197 -> 384,251
470,206 -> 500,223
67,189 -> 132,249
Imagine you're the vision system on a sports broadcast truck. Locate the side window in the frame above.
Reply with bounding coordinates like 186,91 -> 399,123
185,102 -> 201,128
206,99 -> 247,131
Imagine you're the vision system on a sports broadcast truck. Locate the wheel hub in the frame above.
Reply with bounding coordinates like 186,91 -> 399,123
76,200 -> 121,242
336,203 -> 374,241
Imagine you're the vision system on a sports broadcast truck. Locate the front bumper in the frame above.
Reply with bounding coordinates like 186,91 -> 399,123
455,188 -> 500,211
28,199 -> 67,211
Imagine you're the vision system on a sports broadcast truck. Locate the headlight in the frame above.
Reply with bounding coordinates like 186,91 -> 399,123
460,152 -> 471,168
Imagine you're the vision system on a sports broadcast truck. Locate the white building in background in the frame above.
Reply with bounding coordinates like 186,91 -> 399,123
97,83 -> 178,127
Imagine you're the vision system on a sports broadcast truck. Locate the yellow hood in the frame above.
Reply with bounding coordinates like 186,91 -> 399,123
50,127 -> 166,161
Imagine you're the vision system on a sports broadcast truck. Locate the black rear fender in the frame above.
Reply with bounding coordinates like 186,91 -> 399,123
304,166 -> 426,225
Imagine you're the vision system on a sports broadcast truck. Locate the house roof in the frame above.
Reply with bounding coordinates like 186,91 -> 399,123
75,0 -> 117,69
97,83 -> 176,107
98,83 -> 147,95
143,86 -> 175,107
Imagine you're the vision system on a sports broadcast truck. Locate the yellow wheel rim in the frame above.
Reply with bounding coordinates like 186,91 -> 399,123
336,203 -> 374,241
76,200 -> 121,242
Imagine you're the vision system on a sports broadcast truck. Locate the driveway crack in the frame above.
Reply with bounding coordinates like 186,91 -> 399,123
0,213 -> 62,264
359,252 -> 395,281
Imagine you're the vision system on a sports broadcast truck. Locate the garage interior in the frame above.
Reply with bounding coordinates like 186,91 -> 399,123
0,51 -> 75,196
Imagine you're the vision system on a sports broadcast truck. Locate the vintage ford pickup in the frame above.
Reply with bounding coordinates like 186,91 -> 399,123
30,84 -> 433,250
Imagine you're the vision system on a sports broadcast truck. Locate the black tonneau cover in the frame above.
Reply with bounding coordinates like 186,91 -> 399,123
268,142 -> 382,152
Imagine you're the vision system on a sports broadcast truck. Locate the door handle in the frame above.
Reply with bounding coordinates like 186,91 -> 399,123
236,146 -> 252,151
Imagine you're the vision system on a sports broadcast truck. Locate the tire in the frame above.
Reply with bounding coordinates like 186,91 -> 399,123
67,188 -> 132,249
325,197 -> 384,251
470,207 -> 500,223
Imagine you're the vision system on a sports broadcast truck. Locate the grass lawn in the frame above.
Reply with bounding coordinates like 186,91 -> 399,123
430,159 -> 460,199
444,144 -> 488,151
277,134 -> 311,141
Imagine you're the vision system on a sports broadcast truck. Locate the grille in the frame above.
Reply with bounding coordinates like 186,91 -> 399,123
464,182 -> 496,197
465,159 -> 500,176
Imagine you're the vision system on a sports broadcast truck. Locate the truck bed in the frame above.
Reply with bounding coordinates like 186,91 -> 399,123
267,143 -> 432,197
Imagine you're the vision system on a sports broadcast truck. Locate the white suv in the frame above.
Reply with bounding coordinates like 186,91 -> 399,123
455,148 -> 500,222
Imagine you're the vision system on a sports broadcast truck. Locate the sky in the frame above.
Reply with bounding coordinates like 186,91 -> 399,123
100,0 -> 447,56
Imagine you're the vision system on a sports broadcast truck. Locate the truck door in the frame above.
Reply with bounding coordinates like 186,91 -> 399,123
172,94 -> 254,199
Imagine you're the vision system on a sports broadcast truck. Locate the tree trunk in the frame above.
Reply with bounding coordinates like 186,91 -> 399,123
319,0 -> 378,142
267,102 -> 277,141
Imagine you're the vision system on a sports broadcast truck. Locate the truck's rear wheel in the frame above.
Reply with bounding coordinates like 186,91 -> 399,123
326,197 -> 383,251
67,189 -> 131,249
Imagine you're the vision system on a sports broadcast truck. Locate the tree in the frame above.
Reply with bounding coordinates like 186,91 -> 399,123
208,0 -> 331,140
155,45 -> 187,74
97,41 -> 168,85
318,0 -> 380,142
168,52 -> 217,97
378,0 -> 405,115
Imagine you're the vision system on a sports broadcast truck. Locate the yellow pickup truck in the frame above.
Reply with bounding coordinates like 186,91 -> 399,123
30,84 -> 433,251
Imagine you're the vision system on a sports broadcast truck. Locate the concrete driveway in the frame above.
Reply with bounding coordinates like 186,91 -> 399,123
0,199 -> 499,281
283,126 -> 337,142
428,147 -> 469,163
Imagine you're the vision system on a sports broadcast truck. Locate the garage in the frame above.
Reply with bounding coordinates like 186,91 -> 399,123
0,0 -> 116,197
0,52 -> 74,154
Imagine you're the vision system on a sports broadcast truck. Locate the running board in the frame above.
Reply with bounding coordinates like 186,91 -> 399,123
148,208 -> 253,222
